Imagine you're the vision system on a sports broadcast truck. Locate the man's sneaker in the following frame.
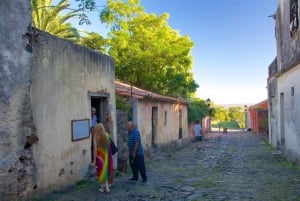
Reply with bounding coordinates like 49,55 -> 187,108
128,178 -> 138,181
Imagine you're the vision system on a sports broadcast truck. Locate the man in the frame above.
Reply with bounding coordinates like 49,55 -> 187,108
192,120 -> 202,149
90,107 -> 97,163
127,121 -> 147,182
91,107 -> 97,128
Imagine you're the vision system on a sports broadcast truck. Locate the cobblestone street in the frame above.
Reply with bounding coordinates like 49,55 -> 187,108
33,131 -> 300,201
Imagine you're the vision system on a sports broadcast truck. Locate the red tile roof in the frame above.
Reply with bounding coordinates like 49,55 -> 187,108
115,80 -> 187,104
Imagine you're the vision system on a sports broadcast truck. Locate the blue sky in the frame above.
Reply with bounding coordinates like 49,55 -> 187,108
66,0 -> 278,105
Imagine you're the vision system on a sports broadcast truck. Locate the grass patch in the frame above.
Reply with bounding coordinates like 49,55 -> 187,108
212,121 -> 240,129
75,179 -> 95,190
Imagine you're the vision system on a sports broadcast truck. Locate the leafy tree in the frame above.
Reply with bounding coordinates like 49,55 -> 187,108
228,106 -> 245,127
188,98 -> 210,123
74,0 -> 97,25
79,31 -> 107,52
31,0 -> 80,41
213,106 -> 229,122
100,0 -> 198,99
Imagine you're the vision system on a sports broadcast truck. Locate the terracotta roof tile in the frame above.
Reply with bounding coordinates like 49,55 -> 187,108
115,80 -> 187,104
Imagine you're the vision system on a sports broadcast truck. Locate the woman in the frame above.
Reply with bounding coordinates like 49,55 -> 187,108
93,123 -> 113,193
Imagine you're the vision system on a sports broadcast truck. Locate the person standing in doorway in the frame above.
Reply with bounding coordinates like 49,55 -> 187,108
91,107 -> 97,163
192,120 -> 202,149
127,121 -> 147,182
91,107 -> 97,128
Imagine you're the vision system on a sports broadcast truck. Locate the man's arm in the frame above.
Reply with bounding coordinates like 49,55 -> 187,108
132,141 -> 139,159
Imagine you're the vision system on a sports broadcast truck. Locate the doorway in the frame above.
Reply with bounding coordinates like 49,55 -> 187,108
280,92 -> 285,146
90,95 -> 109,162
152,107 -> 158,147
178,109 -> 182,139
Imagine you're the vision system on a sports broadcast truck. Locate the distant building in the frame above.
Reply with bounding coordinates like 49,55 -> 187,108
115,80 -> 189,152
248,99 -> 268,133
268,0 -> 300,165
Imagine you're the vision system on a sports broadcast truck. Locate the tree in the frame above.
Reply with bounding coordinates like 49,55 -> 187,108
79,31 -> 107,52
188,98 -> 210,123
100,0 -> 198,99
31,0 -> 80,41
228,106 -> 245,128
213,106 -> 228,122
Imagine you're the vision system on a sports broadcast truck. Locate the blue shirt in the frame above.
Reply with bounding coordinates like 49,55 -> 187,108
91,115 -> 97,128
128,128 -> 144,156
193,124 -> 202,137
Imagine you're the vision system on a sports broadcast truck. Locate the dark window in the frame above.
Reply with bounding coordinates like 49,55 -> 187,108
290,0 -> 298,37
164,111 -> 167,126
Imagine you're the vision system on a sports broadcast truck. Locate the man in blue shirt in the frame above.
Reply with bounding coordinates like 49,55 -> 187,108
127,121 -> 147,182
192,120 -> 202,149
91,107 -> 97,128
90,107 -> 97,162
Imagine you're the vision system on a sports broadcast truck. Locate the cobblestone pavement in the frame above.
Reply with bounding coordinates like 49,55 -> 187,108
33,131 -> 300,201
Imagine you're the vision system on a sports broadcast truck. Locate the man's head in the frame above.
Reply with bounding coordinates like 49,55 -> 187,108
91,107 -> 96,114
127,121 -> 135,132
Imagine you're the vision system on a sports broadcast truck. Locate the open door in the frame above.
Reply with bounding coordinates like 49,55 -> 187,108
90,95 -> 109,162
280,93 -> 285,147
151,107 -> 158,147
179,109 -> 183,139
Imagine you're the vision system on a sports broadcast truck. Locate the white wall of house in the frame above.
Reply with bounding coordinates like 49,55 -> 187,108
31,32 -> 116,194
135,100 -> 188,149
268,0 -> 300,165
275,65 -> 300,162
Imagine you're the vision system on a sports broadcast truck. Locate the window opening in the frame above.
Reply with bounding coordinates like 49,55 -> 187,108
290,0 -> 298,37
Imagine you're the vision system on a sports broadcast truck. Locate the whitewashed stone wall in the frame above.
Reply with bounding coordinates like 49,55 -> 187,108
30,31 -> 115,197
268,0 -> 300,165
0,0 -> 36,200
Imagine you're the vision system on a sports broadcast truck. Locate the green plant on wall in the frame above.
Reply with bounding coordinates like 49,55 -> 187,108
116,95 -> 130,111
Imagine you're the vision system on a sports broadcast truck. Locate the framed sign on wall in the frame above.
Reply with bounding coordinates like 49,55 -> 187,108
71,119 -> 90,141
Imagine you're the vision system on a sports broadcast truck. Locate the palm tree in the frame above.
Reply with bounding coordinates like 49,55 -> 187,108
31,0 -> 80,41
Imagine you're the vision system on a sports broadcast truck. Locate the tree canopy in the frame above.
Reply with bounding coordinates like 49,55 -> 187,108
213,106 -> 230,122
31,0 -> 200,99
188,97 -> 211,123
31,0 -> 80,41
99,0 -> 198,99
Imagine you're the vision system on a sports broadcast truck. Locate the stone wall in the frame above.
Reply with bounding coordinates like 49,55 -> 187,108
116,110 -> 129,172
0,0 -> 36,200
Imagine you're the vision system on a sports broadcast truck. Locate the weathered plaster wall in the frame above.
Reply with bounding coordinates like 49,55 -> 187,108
0,0 -> 36,200
276,0 -> 300,71
268,0 -> 300,165
276,64 -> 300,163
268,76 -> 279,147
31,32 -> 115,195
135,100 -> 188,150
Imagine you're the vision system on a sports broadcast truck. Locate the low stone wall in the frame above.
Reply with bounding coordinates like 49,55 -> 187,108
144,138 -> 191,157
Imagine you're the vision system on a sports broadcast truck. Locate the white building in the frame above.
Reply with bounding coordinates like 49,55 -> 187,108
268,0 -> 300,165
